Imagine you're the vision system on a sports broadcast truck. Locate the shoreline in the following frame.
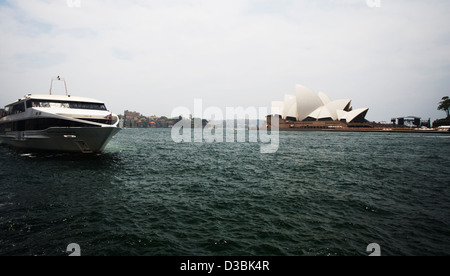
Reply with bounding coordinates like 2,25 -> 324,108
275,127 -> 450,134
265,116 -> 450,134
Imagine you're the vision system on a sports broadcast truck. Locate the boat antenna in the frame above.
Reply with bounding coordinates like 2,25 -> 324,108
50,76 -> 68,96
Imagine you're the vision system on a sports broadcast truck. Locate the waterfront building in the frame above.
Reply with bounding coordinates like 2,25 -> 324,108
271,85 -> 369,123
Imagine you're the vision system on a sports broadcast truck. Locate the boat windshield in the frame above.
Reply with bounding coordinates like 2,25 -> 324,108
29,100 -> 107,111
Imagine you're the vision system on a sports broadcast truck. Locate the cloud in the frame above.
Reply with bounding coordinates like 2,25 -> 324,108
0,0 -> 450,121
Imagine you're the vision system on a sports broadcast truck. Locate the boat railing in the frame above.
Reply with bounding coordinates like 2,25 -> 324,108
50,76 -> 69,96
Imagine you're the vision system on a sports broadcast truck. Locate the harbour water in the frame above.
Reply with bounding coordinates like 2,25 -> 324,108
0,129 -> 449,256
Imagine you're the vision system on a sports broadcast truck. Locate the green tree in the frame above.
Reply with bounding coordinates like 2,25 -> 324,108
438,96 -> 450,118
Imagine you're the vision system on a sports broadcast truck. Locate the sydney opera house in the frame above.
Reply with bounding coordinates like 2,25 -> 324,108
268,85 -> 369,129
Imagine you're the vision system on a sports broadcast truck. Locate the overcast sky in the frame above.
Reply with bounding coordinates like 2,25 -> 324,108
1,0 -> 449,122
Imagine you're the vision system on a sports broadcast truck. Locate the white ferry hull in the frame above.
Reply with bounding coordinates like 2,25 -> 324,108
0,127 -> 120,153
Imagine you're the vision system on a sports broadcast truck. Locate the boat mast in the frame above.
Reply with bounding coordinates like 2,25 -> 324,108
49,76 -> 68,96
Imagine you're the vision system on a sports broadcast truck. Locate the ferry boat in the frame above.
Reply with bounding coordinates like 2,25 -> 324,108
0,77 -> 121,153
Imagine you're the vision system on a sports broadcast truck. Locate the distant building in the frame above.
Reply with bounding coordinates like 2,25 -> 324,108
391,116 -> 431,128
270,85 -> 369,123
122,110 -> 182,128
124,110 -> 141,128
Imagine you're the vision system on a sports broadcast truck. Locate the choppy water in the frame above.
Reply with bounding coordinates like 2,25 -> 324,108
0,129 -> 449,256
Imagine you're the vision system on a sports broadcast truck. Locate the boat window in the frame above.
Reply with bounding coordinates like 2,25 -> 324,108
11,102 -> 25,114
31,100 -> 107,110
0,118 -> 98,132
32,101 -> 50,108
68,102 -> 107,110
48,102 -> 69,109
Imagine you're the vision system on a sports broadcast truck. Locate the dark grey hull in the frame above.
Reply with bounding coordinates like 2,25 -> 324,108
0,127 -> 121,153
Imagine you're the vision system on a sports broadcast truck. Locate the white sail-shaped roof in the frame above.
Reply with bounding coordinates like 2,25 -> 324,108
346,108 -> 369,123
336,108 -> 369,123
318,107 -> 334,120
269,84 -> 368,123
324,99 -> 351,120
282,94 -> 297,119
318,92 -> 332,105
271,101 -> 284,116
296,85 -> 324,121
336,110 -> 348,122
307,106 -> 334,121
307,107 -> 322,120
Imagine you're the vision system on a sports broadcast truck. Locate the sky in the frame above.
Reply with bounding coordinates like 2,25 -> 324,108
1,0 -> 449,122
